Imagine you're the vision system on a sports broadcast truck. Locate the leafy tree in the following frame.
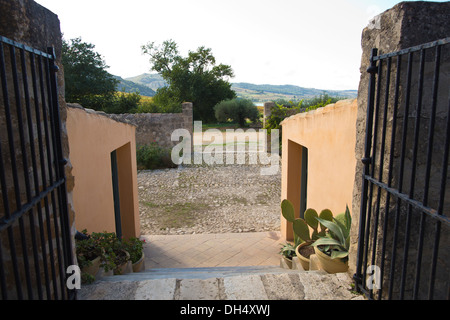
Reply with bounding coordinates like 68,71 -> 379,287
214,98 -> 260,127
142,40 -> 236,122
62,37 -> 118,111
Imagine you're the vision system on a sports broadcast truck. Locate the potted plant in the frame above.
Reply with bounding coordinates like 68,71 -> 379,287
124,237 -> 146,272
89,231 -> 131,276
281,200 -> 332,270
75,230 -> 103,284
311,205 -> 352,274
279,242 -> 296,269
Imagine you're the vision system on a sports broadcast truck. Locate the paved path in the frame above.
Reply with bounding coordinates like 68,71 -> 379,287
141,231 -> 282,269
78,231 -> 364,301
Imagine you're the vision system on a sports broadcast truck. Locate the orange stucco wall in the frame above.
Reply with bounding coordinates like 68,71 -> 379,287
280,99 -> 358,241
66,105 -> 140,239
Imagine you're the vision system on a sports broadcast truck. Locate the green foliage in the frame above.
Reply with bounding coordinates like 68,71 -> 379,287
214,98 -> 260,127
123,237 -> 146,264
281,200 -> 333,246
75,230 -> 103,270
62,37 -> 118,111
312,205 -> 352,261
76,230 -> 134,281
142,39 -> 236,122
136,143 -> 176,170
104,92 -> 142,114
264,94 -> 344,132
279,242 -> 297,260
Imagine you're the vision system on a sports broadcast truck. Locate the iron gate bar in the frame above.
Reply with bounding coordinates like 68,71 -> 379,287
355,37 -> 450,300
361,55 -> 384,300
364,177 -> 450,225
387,50 -> 414,300
48,46 -> 75,300
368,56 -> 392,300
429,96 -> 450,300
354,47 -> 378,295
399,48 -> 425,299
413,45 -> 440,299
378,54 -> 402,300
0,40 -> 25,299
0,34 -> 74,300
0,35 -> 54,59
373,37 -> 450,61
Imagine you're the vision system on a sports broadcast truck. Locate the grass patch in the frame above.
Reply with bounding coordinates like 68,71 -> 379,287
148,202 -> 209,230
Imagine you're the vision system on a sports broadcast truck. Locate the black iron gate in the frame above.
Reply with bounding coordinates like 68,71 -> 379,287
354,38 -> 450,300
0,35 -> 75,299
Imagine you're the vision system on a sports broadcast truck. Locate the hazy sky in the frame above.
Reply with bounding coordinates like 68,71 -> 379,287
35,0 -> 446,90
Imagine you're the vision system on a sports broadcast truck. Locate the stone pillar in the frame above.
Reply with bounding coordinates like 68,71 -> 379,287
350,1 -> 450,297
182,102 -> 194,137
263,102 -> 275,128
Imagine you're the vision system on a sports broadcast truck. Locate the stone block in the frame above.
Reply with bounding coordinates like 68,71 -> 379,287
223,275 -> 268,300
309,254 -> 322,271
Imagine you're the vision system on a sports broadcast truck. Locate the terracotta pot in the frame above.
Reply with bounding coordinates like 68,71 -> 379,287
132,252 -> 145,273
114,250 -> 131,275
81,255 -> 101,276
314,247 -> 348,273
281,256 -> 293,269
295,242 -> 312,271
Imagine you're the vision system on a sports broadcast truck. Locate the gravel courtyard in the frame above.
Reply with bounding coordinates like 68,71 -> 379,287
138,161 -> 282,236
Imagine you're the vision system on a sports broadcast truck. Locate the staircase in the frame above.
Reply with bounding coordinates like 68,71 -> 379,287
77,265 -> 363,300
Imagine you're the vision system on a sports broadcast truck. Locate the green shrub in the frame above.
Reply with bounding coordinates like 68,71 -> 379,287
214,98 -> 260,127
136,143 -> 177,170
266,94 -> 344,132
104,92 -> 141,114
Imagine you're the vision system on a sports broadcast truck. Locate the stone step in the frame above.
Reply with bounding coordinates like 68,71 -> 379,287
96,265 -> 306,282
77,265 -> 364,300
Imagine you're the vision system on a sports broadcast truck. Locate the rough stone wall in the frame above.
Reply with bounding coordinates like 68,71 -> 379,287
0,0 -> 75,299
350,1 -> 450,299
108,102 -> 193,150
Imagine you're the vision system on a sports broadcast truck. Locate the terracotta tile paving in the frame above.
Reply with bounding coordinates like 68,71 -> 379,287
142,231 -> 282,269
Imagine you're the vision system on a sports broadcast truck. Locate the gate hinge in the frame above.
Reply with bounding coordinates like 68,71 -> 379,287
361,157 -> 372,165
367,65 -> 378,74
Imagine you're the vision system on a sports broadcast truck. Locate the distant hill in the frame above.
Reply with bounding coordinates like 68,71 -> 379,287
113,75 -> 156,97
125,73 -> 167,92
121,73 -> 358,103
231,83 -> 357,104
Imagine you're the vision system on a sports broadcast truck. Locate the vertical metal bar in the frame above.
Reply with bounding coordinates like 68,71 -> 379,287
0,42 -> 12,221
28,51 -> 44,299
399,49 -> 426,299
3,44 -> 24,299
14,47 -> 36,299
388,51 -> 414,300
0,40 -> 14,301
428,94 -> 450,299
354,48 -> 378,292
47,47 -> 75,299
36,54 -> 52,299
370,57 -> 391,300
379,55 -> 402,300
413,45 -> 441,299
363,57 -> 383,299
42,52 -> 59,299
